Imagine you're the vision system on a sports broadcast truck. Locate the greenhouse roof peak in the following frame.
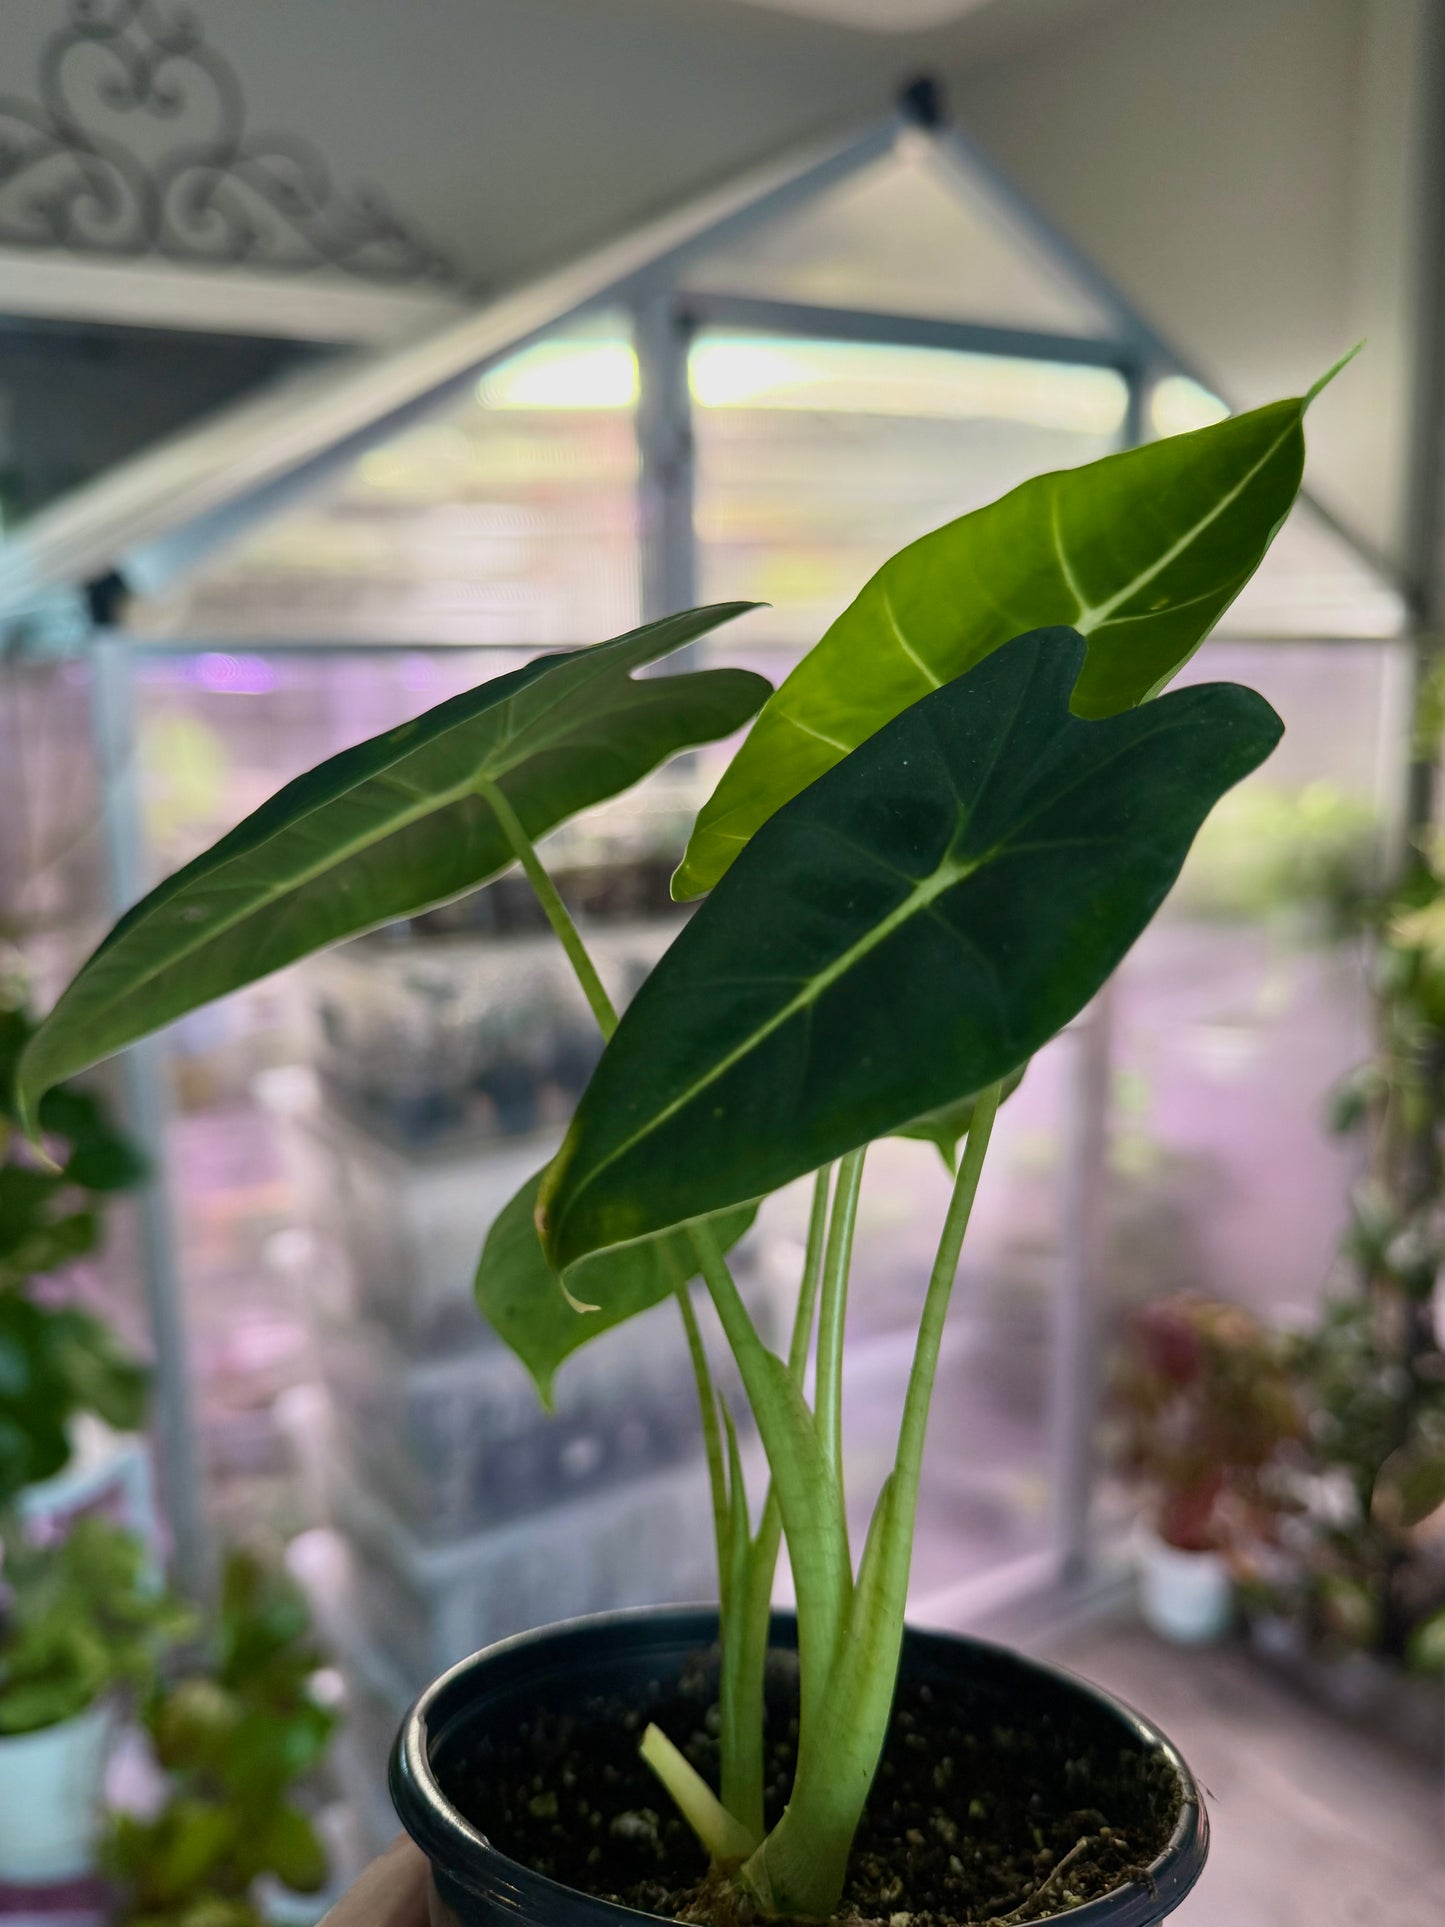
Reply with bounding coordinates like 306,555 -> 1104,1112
0,84 -> 1393,638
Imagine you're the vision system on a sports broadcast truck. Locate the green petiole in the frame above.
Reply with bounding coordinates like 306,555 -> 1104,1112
490,778 -> 1006,1911
717,1161 -> 835,1838
744,1082 -> 1002,1917
485,785 -> 748,1822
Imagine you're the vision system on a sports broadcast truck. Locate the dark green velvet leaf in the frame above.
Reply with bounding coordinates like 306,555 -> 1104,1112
475,1166 -> 756,1406
18,606 -> 767,1130
542,627 -> 1282,1271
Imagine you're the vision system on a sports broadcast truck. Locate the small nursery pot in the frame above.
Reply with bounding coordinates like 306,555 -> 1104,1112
392,1608 -> 1207,1927
0,1698 -> 113,1883
1135,1530 -> 1233,1646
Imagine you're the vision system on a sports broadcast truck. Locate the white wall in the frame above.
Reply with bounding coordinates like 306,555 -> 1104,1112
0,0 -> 1431,567
950,0 -> 1430,568
0,0 -> 900,286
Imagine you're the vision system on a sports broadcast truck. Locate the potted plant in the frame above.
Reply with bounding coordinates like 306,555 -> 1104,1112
0,1516 -> 192,1884
0,998 -> 181,1885
1238,786 -> 1445,1708
1113,1296 -> 1299,1644
104,1550 -> 337,1927
12,365 -> 1347,1922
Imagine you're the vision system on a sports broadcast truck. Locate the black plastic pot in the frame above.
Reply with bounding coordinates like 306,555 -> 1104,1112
392,1608 -> 1208,1927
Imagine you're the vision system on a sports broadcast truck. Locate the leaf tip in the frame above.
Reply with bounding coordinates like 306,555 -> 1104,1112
1305,341 -> 1364,407
534,1370 -> 559,1415
669,859 -> 702,903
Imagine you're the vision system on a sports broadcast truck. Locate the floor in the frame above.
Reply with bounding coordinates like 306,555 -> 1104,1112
1043,1624 -> 1445,1926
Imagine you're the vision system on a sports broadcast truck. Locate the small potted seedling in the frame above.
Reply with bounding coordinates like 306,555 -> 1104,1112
14,361 -> 1350,1922
1115,1296 -> 1299,1644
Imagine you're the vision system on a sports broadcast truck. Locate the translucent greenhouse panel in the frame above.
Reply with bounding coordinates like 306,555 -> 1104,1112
1105,640 -> 1409,1342
128,318 -> 641,648
0,658 -> 153,1367
1217,500 -> 1406,640
0,659 -> 109,999
1149,378 -> 1407,641
693,333 -> 1128,647
680,143 -> 1118,336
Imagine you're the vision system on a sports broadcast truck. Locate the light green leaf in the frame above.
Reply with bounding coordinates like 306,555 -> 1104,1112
1374,1442 -> 1445,1531
18,606 -> 767,1132
1407,1606 -> 1445,1673
257,1805 -> 328,1894
674,396 -> 1313,899
474,1168 -> 757,1407
541,627 -> 1281,1269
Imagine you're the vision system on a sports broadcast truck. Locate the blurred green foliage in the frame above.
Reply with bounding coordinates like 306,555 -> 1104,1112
0,999 -> 151,1504
105,1552 -> 338,1927
0,1516 -> 194,1735
1255,831 -> 1445,1669
1169,779 -> 1377,926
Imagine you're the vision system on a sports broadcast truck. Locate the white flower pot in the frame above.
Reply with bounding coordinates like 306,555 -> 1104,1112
1136,1528 -> 1234,1645
0,1700 -> 113,1883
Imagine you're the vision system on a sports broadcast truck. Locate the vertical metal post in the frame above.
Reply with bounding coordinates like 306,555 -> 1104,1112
89,634 -> 212,1601
1048,989 -> 1114,1583
1402,0 -> 1445,850
1121,361 -> 1152,453
634,292 -> 698,628
1044,364 -> 1150,1586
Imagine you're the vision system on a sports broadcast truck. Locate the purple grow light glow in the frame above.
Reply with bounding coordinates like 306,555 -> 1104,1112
401,653 -> 440,693
196,652 -> 278,694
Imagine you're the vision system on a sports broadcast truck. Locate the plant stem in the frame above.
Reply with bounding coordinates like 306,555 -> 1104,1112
791,1166 -> 836,1384
815,1147 -> 866,1492
719,1163 -> 835,1837
746,1085 -> 1002,1919
486,783 -> 741,1756
675,1274 -> 732,1628
687,1219 -> 852,1734
892,1080 -> 1001,1537
478,778 -> 618,1040
640,1724 -> 756,1865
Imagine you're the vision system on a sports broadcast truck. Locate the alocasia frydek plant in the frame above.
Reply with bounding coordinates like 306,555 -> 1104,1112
12,370 -> 1341,1916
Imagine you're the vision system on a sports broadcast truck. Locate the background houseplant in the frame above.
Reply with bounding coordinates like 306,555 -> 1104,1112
104,1549 -> 337,1927
0,1517 -> 192,1885
0,991 -> 181,1885
12,378 -> 1335,1922
1114,1295 -> 1299,1643
1241,823 -> 1445,1682
0,996 -> 151,1497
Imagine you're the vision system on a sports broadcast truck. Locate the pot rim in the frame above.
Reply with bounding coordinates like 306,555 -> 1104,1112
0,1692 -> 115,1748
392,1605 -> 1208,1927
1133,1521 -> 1231,1564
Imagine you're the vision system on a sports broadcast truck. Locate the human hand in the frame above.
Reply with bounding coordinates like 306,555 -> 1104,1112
321,1836 -> 432,1927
